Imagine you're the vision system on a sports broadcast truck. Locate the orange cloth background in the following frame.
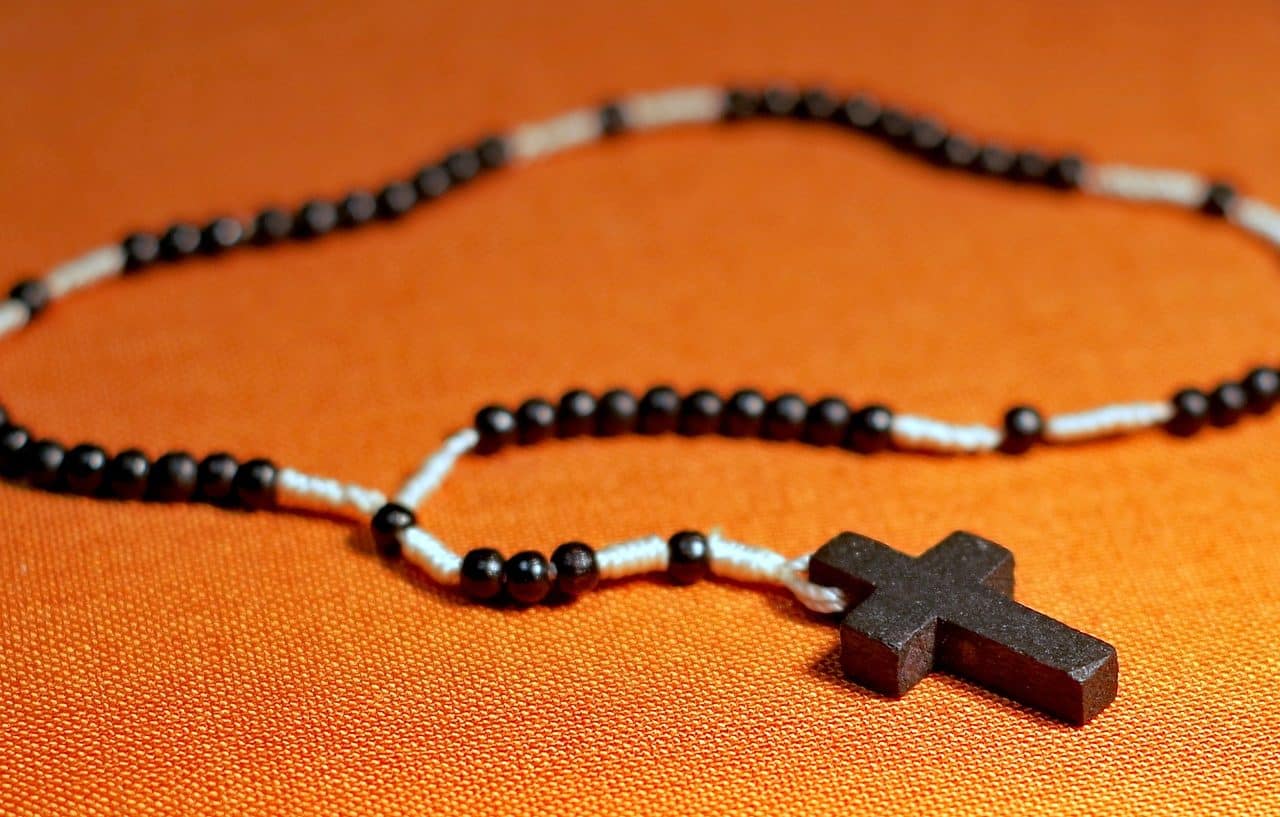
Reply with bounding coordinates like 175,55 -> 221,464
2,1 -> 1278,814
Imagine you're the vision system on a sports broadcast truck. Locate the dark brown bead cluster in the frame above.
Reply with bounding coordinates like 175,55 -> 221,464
1166,366 -> 1280,437
473,387 -> 897,454
0,404 -> 277,507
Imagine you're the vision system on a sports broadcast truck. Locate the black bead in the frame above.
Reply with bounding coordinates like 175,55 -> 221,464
805,397 -> 851,446
504,550 -> 551,605
8,280 -> 50,318
876,108 -> 914,144
460,547 -> 505,601
122,232 -> 161,271
1000,405 -> 1044,454
722,389 -> 767,437
294,200 -> 339,238
723,87 -> 760,121
797,87 -> 838,120
475,136 -> 508,170
838,95 -> 881,130
444,149 -> 481,184
679,389 -> 723,436
1047,154 -> 1085,190
908,118 -> 947,154
104,448 -> 149,500
196,452 -> 239,504
937,134 -> 979,169
25,439 -> 65,491
763,393 -> 808,441
370,502 -> 415,558
377,181 -> 419,218
848,404 -> 894,453
599,102 -> 627,135
1209,382 -> 1248,427
414,164 -> 451,200
667,530 -> 710,585
61,443 -> 107,495
637,386 -> 680,434
338,191 -> 378,227
596,389 -> 638,436
551,541 -> 598,597
475,405 -> 518,454
149,451 -> 198,502
1167,388 -> 1210,437
159,223 -> 202,260
1201,181 -> 1237,217
200,217 -> 244,254
975,144 -> 1016,177
761,86 -> 799,117
1243,366 -> 1280,414
1012,150 -> 1052,183
232,457 -> 278,510
0,424 -> 32,479
515,398 -> 557,445
556,389 -> 598,438
252,208 -> 295,244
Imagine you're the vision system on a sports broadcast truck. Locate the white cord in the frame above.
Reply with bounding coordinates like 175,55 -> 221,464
394,427 -> 479,510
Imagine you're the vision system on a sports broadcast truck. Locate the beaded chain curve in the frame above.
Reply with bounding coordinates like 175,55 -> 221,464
3,84 -> 1280,614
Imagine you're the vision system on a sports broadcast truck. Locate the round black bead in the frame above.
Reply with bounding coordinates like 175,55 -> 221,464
1201,182 -> 1237,217
1209,382 -> 1248,427
460,547 -> 505,601
848,404 -> 894,453
908,118 -> 947,154
444,149 -> 481,184
338,191 -> 378,227
976,144 -> 1016,177
104,448 -> 149,500
370,502 -> 415,559
504,550 -> 551,605
377,181 -> 419,218
596,389 -> 638,436
638,386 -> 681,434
722,389 -> 767,437
61,443 -> 107,495
25,439 -> 65,491
476,136 -> 508,170
414,164 -> 451,200
679,389 -> 723,436
475,405 -> 518,454
200,217 -> 244,253
1167,388 -> 1210,437
232,457 -> 278,510
556,389 -> 598,438
599,102 -> 626,135
761,86 -> 799,117
159,223 -> 202,260
667,530 -> 710,585
251,208 -> 295,244
1243,366 -> 1280,414
1000,405 -> 1044,454
515,398 -> 557,445
122,232 -> 161,271
149,451 -> 198,502
763,393 -> 808,441
0,424 -> 31,479
1047,154 -> 1085,190
8,279 -> 50,318
876,108 -> 914,143
723,87 -> 760,121
196,452 -> 239,504
797,87 -> 838,120
1013,150 -> 1052,183
551,541 -> 598,597
937,134 -> 979,169
838,95 -> 881,130
294,200 -> 339,238
805,397 -> 851,446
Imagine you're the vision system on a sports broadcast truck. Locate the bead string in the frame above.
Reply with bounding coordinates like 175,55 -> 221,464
2,84 -> 1279,612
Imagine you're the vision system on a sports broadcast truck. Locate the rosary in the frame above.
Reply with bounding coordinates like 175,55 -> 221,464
4,84 -> 1275,727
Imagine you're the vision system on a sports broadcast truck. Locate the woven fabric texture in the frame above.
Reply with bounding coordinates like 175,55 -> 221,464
1,1 -> 1278,814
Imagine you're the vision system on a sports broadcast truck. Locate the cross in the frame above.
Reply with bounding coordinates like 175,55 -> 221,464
809,530 -> 1118,725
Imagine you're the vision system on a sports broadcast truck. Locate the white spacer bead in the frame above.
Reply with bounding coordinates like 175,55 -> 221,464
596,535 -> 668,579
276,467 -> 388,517
1044,401 -> 1174,442
507,107 -> 604,162
890,414 -> 1003,454
619,86 -> 725,131
43,244 -> 127,299
0,300 -> 30,339
1231,197 -> 1280,247
395,427 -> 480,511
402,526 -> 463,583
1083,163 -> 1209,208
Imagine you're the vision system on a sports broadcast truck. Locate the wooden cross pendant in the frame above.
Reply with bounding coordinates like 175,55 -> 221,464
809,531 -> 1118,725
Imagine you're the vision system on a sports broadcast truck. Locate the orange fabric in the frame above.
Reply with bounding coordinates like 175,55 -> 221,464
2,1 -> 1278,814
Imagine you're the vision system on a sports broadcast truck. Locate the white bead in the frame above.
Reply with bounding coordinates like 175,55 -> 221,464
1083,163 -> 1208,207
43,244 -> 126,299
890,414 -> 1003,454
507,108 -> 603,162
619,86 -> 725,130
1044,401 -> 1174,442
